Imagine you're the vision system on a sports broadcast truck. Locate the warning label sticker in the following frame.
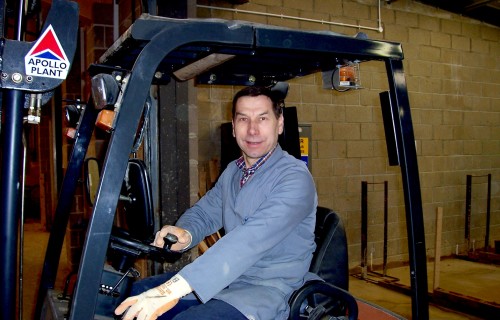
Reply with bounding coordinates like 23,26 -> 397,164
24,25 -> 70,79
300,137 -> 309,156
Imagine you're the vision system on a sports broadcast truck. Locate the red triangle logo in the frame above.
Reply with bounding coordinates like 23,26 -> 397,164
28,25 -> 67,61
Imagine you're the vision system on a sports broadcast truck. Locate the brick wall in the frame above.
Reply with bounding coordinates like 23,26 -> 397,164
194,0 -> 500,268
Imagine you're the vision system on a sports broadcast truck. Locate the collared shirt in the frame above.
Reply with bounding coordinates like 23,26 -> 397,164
235,144 -> 278,188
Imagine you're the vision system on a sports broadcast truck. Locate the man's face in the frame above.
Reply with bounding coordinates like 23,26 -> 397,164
232,95 -> 284,168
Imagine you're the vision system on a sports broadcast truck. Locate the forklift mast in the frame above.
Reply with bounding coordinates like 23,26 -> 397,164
0,1 -> 79,319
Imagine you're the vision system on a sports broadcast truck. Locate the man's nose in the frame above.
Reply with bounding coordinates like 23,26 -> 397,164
248,120 -> 258,134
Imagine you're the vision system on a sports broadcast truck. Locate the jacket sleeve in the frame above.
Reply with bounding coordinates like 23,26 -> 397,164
175,170 -> 227,247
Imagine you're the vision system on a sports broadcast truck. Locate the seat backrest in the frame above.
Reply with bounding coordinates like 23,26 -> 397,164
309,207 -> 349,290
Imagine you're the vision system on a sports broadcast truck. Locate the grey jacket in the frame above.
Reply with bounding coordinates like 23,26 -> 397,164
177,145 -> 318,320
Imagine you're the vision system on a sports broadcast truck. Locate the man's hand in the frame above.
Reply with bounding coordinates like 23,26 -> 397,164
153,226 -> 192,251
115,274 -> 192,320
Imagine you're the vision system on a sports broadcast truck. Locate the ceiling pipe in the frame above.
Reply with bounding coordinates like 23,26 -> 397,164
465,0 -> 497,12
197,0 -> 384,33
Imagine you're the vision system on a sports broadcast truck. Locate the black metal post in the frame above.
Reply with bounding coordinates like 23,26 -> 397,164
361,181 -> 368,277
485,174 -> 491,250
0,89 -> 25,320
465,174 -> 472,244
383,180 -> 388,276
385,58 -> 429,319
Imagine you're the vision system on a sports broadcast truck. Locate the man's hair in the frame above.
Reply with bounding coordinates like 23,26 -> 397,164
232,86 -> 283,119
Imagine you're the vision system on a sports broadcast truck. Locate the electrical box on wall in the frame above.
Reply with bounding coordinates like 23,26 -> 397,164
299,124 -> 312,171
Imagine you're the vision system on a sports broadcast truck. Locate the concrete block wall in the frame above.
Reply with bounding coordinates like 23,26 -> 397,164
194,0 -> 500,268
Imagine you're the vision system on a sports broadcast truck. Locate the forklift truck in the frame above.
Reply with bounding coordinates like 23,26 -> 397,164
1,1 -> 429,319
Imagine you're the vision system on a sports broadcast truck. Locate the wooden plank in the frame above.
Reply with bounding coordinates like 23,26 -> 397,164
198,165 -> 207,198
433,207 -> 443,291
208,158 -> 219,187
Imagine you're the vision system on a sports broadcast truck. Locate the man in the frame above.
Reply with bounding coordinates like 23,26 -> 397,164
115,85 -> 318,320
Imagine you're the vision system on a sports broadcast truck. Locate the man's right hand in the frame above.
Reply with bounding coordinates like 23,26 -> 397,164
115,274 -> 192,320
153,226 -> 192,251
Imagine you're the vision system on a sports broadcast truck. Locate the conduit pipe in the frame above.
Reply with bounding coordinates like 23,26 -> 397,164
197,0 -> 384,32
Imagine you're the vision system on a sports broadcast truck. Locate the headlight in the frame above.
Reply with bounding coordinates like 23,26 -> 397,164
91,73 -> 119,109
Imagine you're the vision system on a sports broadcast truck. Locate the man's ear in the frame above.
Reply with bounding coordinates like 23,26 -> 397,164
232,120 -> 236,137
278,114 -> 284,135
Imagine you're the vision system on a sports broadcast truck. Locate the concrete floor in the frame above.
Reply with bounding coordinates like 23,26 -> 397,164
21,222 -> 72,320
21,221 -> 499,319
349,259 -> 499,319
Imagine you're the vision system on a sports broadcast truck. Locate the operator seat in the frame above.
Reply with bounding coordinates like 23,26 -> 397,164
288,207 -> 358,320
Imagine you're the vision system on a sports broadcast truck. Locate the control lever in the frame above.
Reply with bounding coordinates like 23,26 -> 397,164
100,267 -> 140,297
58,271 -> 77,301
163,233 -> 178,250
